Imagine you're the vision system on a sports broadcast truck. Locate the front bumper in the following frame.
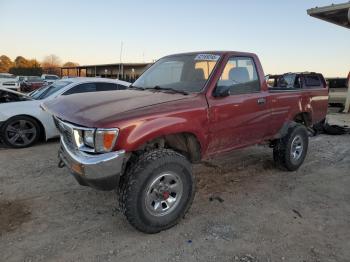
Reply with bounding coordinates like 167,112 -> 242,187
58,138 -> 127,191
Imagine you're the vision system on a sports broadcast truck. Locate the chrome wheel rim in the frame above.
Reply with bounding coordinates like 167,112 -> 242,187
145,172 -> 183,217
291,135 -> 303,163
5,120 -> 37,146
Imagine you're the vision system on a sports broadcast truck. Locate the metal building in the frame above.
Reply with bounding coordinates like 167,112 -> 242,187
307,2 -> 350,29
307,2 -> 350,112
60,62 -> 151,83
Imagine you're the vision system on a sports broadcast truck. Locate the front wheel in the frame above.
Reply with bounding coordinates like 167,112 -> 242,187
1,116 -> 41,148
273,124 -> 309,171
119,149 -> 195,233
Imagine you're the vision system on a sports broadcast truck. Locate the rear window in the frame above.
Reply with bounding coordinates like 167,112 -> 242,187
274,74 -> 301,89
27,77 -> 42,82
304,75 -> 322,87
280,74 -> 297,88
45,75 -> 59,80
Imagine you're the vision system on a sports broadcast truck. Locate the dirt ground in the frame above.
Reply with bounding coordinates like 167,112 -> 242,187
0,131 -> 350,261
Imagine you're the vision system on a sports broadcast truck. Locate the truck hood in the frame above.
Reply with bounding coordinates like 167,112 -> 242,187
43,89 -> 195,127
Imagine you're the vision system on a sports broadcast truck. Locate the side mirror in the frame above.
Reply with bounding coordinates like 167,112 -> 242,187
213,86 -> 231,97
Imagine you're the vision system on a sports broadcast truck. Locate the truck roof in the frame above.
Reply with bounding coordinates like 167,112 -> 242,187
164,50 -> 257,58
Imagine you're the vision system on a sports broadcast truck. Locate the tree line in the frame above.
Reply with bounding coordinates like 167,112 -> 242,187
0,54 -> 79,76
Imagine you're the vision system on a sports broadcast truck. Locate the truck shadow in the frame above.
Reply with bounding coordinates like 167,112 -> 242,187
194,146 -> 277,196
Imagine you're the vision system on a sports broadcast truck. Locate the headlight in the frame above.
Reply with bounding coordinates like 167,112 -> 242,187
83,130 -> 95,148
70,126 -> 119,153
73,129 -> 84,149
95,129 -> 119,153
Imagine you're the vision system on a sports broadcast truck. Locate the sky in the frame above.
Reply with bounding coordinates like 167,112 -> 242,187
0,0 -> 349,77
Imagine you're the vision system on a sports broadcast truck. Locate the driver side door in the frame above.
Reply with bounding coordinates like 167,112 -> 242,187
207,56 -> 270,156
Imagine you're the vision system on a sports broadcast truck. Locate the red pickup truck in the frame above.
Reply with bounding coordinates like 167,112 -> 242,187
44,51 -> 328,233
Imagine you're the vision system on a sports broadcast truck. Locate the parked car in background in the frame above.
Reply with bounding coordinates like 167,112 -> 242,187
0,73 -> 20,91
17,76 -> 26,83
266,74 -> 281,87
41,74 -> 60,85
62,76 -> 77,79
0,87 -> 32,103
327,77 -> 348,109
43,51 -> 329,233
267,72 -> 327,90
0,78 -> 130,148
20,76 -> 47,92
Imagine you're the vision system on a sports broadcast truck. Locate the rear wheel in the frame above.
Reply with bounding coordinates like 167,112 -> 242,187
1,116 -> 40,148
119,149 -> 195,233
273,124 -> 309,171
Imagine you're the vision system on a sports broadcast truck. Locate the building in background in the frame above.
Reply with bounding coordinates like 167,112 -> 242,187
307,2 -> 350,29
307,2 -> 350,112
60,62 -> 151,82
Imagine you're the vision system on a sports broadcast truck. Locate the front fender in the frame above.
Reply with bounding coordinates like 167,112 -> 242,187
115,115 -> 208,153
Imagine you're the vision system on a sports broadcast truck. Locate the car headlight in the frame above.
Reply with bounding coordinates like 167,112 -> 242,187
95,129 -> 119,153
72,128 -> 119,153
83,130 -> 95,148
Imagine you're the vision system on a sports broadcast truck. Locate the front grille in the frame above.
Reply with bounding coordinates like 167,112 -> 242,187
54,117 -> 74,149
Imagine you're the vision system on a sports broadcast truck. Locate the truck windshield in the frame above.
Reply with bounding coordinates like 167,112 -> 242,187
133,54 -> 220,93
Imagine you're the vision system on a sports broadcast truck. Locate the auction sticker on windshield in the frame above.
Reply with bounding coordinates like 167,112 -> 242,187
194,54 -> 220,61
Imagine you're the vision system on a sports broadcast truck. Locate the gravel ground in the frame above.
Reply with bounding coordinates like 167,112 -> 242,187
0,133 -> 350,262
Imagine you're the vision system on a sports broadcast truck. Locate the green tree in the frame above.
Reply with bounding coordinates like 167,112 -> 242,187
9,57 -> 43,76
14,56 -> 30,68
0,55 -> 14,73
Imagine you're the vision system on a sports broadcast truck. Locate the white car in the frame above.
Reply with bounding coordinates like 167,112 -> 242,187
327,77 -> 349,110
0,73 -> 20,91
0,78 -> 130,148
41,74 -> 60,85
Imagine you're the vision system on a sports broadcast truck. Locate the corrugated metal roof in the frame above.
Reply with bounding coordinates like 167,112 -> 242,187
307,2 -> 350,29
61,63 -> 151,69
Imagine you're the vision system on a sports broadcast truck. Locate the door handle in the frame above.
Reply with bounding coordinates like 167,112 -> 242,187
257,97 -> 266,105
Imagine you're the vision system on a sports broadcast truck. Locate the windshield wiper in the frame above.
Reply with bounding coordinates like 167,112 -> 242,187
128,85 -> 145,91
148,85 -> 189,95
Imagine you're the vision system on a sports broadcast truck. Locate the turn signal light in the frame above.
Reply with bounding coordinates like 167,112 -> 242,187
95,129 -> 119,153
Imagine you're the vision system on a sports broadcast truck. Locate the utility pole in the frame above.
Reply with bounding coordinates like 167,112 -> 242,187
344,71 -> 350,113
118,41 -> 123,79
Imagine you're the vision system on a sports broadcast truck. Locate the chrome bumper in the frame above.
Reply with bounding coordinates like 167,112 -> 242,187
59,138 -> 126,190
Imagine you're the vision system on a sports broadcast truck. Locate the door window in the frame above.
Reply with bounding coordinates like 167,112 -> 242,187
63,83 -> 96,95
96,82 -> 126,91
63,82 -> 127,95
217,57 -> 260,95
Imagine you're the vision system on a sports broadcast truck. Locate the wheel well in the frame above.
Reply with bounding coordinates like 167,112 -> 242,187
9,115 -> 46,141
136,133 -> 202,163
294,112 -> 312,127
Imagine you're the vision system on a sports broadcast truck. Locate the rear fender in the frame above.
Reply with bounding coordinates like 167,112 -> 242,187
273,121 -> 298,139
